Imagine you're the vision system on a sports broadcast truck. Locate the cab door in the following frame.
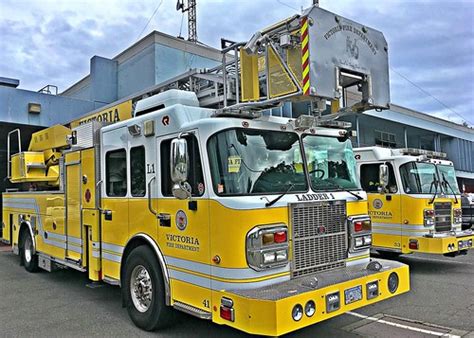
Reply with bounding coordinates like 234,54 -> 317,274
101,127 -> 130,279
360,162 -> 402,251
156,131 -> 212,313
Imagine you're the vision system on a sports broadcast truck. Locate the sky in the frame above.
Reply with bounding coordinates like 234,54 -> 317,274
0,0 -> 473,126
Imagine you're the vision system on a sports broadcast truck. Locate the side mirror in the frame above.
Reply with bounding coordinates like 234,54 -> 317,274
379,164 -> 389,190
170,138 -> 191,199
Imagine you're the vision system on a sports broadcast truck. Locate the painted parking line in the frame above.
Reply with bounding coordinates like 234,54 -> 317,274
346,312 -> 462,337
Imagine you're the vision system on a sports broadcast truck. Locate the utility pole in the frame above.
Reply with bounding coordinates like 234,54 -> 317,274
176,0 -> 197,42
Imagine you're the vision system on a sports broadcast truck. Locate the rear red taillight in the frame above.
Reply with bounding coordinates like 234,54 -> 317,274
220,306 -> 233,321
274,231 -> 287,243
220,297 -> 235,322
409,239 -> 419,250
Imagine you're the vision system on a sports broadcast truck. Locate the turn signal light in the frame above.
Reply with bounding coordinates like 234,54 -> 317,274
453,208 -> 462,217
354,220 -> 371,232
274,231 -> 287,243
424,209 -> 435,217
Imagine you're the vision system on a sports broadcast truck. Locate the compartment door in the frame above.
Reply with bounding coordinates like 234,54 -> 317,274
65,152 -> 83,262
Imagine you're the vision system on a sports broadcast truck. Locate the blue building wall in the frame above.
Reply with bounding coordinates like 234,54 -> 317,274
117,44 -> 156,99
0,86 -> 98,127
154,43 -> 219,84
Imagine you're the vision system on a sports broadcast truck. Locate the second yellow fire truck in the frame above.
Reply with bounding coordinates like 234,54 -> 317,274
2,4 -> 409,336
355,146 -> 473,257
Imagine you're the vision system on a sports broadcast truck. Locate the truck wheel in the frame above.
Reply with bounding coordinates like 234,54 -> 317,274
124,245 -> 173,331
21,231 -> 39,272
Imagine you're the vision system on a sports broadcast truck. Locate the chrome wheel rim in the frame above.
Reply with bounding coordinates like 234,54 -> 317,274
24,236 -> 32,263
130,265 -> 153,313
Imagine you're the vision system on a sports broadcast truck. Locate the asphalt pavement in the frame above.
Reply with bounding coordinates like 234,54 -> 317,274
0,245 -> 473,337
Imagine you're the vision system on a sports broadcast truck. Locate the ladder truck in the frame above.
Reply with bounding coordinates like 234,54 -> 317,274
2,5 -> 409,336
354,146 -> 473,257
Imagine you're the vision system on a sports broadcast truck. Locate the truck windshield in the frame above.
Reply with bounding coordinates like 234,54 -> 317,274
437,164 -> 460,194
302,135 -> 360,191
207,128 -> 307,195
400,161 -> 438,194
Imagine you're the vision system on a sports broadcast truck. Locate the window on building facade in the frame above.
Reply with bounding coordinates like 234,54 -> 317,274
375,130 -> 396,148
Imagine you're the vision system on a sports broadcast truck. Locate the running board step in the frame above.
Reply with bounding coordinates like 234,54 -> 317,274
173,301 -> 212,320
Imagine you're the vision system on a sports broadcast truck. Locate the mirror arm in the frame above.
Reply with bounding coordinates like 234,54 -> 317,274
147,176 -> 158,216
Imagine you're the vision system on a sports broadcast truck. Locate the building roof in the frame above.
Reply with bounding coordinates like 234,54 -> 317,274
365,103 -> 474,141
61,30 -> 223,96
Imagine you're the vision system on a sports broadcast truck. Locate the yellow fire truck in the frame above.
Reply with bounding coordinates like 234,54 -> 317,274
2,5 -> 409,336
355,146 -> 473,257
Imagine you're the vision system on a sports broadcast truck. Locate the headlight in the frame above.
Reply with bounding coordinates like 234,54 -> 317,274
424,209 -> 435,227
348,216 -> 371,252
246,225 -> 289,271
453,208 -> 462,224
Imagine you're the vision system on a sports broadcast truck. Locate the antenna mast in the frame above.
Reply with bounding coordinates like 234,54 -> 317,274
176,0 -> 197,42
188,0 -> 197,42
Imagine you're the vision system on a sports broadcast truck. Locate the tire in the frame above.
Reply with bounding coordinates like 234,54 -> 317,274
123,245 -> 173,331
21,230 -> 39,272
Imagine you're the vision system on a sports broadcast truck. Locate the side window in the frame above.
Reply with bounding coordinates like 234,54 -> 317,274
130,146 -> 146,197
106,149 -> 127,197
360,163 -> 398,193
161,135 -> 205,197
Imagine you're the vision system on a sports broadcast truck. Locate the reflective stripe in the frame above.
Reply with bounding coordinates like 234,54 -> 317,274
372,222 -> 430,231
67,236 -> 82,245
169,268 -> 290,291
4,198 -> 82,247
68,245 -> 82,254
43,238 -> 66,249
47,232 -> 66,241
102,242 -> 124,254
165,255 -> 289,280
102,252 -> 121,263
92,250 -> 100,258
372,228 -> 429,237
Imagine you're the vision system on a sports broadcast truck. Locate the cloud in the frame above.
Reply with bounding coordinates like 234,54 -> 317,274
0,0 -> 472,125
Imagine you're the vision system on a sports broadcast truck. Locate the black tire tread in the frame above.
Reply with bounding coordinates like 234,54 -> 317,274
123,245 -> 174,331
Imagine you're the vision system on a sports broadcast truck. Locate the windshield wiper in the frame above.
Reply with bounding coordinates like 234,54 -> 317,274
428,174 -> 438,205
442,173 -> 459,204
265,183 -> 294,207
318,180 -> 363,200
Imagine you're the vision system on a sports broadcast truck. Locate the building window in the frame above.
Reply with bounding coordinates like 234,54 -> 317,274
375,130 -> 396,148
360,163 -> 398,193
130,146 -> 146,197
106,149 -> 127,197
160,135 -> 205,197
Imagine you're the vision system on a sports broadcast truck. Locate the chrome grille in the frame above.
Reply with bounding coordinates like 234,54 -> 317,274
434,202 -> 452,232
290,200 -> 348,278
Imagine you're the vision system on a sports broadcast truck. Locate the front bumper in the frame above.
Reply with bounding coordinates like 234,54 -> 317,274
416,231 -> 474,254
212,259 -> 409,336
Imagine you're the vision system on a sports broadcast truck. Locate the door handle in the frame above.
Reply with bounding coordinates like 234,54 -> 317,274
103,210 -> 112,221
147,177 -> 158,216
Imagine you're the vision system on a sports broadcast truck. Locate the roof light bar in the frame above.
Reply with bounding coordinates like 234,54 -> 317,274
398,148 -> 447,159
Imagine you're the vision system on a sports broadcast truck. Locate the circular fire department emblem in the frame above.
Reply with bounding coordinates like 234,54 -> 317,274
373,199 -> 383,209
176,210 -> 187,231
